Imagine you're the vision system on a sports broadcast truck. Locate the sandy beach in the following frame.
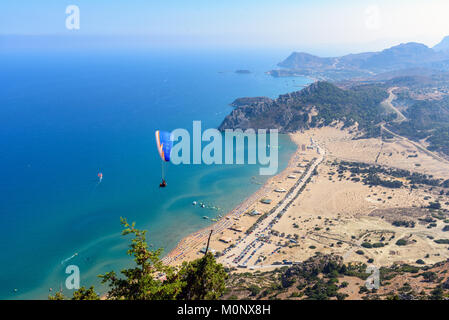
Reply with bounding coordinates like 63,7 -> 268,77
162,135 -> 305,266
164,124 -> 449,271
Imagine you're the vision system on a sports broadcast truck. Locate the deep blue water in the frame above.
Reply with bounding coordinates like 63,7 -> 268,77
0,48 -> 310,299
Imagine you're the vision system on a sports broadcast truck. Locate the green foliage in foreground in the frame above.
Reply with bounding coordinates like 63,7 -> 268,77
49,217 -> 227,300
177,252 -> 227,300
48,286 -> 100,300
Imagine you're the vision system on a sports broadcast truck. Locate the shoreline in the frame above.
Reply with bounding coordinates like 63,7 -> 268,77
162,133 -> 302,266
163,124 -> 449,271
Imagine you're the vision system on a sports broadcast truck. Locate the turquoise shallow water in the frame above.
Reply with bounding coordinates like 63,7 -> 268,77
0,48 -> 310,299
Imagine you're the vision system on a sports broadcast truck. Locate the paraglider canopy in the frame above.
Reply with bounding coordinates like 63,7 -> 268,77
155,130 -> 173,162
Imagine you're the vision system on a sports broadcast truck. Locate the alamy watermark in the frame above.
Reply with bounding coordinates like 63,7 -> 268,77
167,121 -> 279,175
365,5 -> 382,31
65,265 -> 80,290
365,265 -> 380,290
66,5 -> 80,30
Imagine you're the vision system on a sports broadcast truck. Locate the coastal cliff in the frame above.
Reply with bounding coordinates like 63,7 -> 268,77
219,81 -> 388,134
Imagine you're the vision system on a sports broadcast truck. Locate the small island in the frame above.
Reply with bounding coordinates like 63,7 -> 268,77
235,69 -> 251,74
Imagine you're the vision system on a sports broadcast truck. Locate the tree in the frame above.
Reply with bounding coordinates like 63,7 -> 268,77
430,285 -> 444,300
177,252 -> 228,300
99,217 -> 183,300
49,217 -> 228,300
247,285 -> 261,296
48,292 -> 66,300
421,271 -> 437,283
72,286 -> 100,300
428,202 -> 441,210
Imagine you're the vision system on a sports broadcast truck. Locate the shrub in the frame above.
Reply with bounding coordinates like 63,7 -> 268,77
428,202 -> 441,210
372,243 -> 385,248
247,285 -> 261,296
434,239 -> 449,244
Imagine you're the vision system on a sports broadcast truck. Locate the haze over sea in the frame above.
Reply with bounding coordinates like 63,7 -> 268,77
0,47 -> 310,299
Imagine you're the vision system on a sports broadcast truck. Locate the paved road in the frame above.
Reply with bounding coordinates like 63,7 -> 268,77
381,124 -> 449,164
220,146 -> 326,267
379,87 -> 448,164
382,87 -> 407,123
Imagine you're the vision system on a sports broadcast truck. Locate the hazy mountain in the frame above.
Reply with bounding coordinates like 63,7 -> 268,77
278,52 -> 336,69
273,37 -> 449,80
433,36 -> 449,52
360,42 -> 440,71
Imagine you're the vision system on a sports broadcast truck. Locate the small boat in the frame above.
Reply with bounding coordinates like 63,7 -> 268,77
192,201 -> 197,206
200,204 -> 206,208
203,216 -> 209,220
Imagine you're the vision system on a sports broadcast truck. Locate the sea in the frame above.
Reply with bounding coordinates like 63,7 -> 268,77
0,47 -> 310,299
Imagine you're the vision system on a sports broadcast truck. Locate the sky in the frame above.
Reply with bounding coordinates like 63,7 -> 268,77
1,0 -> 449,54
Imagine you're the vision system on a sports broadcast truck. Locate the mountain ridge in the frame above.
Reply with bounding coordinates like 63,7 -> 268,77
219,81 -> 389,134
433,36 -> 449,52
272,37 -> 449,80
